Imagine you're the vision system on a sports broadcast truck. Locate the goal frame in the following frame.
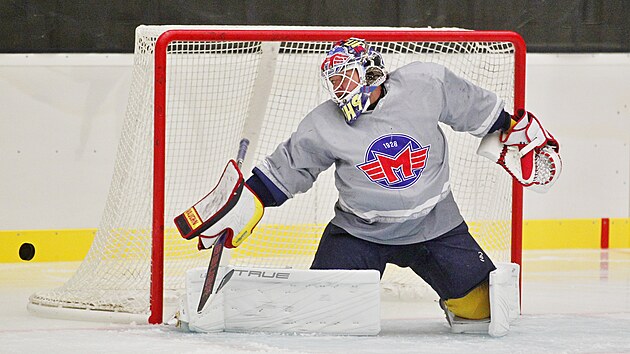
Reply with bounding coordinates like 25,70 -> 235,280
150,28 -> 526,324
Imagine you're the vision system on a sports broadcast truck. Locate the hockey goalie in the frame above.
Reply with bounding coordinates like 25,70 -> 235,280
173,37 -> 562,337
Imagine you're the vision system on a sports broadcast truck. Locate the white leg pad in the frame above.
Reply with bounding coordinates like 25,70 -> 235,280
488,262 -> 520,337
442,262 -> 520,336
173,266 -> 227,333
176,266 -> 381,335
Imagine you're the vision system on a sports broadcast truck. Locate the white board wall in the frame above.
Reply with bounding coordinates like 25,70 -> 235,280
0,55 -> 130,229
0,53 -> 628,230
524,54 -> 630,219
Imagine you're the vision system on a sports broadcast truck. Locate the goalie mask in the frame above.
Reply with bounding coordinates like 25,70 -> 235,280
320,38 -> 387,125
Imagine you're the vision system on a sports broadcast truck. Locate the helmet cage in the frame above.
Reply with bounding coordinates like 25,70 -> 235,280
321,63 -> 365,105
320,38 -> 387,124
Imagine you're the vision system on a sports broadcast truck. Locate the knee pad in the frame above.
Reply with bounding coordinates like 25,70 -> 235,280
444,279 -> 490,320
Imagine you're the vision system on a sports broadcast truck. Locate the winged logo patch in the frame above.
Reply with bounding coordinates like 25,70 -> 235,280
356,134 -> 430,189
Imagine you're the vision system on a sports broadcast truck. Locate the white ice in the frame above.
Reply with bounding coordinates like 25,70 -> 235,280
2,249 -> 630,354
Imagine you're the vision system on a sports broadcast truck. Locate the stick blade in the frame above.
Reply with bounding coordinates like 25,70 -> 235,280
197,232 -> 226,313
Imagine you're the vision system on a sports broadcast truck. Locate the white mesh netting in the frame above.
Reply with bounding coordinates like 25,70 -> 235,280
29,26 -> 520,323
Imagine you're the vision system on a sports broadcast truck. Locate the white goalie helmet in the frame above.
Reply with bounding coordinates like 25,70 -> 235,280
320,38 -> 387,125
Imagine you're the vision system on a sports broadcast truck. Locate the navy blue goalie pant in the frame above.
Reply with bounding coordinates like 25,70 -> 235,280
310,221 -> 496,300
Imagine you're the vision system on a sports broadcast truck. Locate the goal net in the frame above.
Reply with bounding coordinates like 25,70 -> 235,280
28,26 -> 525,324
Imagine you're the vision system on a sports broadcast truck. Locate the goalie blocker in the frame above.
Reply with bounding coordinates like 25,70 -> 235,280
174,160 -> 264,249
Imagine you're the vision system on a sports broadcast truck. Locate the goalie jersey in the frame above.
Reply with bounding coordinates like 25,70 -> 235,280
255,62 -> 505,245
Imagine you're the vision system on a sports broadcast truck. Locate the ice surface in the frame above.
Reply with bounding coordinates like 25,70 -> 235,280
2,249 -> 629,354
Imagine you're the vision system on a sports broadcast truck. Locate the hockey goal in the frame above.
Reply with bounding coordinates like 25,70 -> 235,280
28,26 -> 525,324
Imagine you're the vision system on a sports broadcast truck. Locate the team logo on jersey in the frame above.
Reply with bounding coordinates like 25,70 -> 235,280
356,134 -> 430,189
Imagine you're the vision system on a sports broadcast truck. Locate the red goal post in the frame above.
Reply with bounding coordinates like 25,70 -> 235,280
152,28 -> 525,324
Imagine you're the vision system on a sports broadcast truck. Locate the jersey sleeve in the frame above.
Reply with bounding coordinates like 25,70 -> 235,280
438,66 -> 505,137
253,112 -> 336,199
245,168 -> 289,207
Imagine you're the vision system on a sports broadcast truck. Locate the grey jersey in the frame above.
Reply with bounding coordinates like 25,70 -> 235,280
256,62 -> 504,245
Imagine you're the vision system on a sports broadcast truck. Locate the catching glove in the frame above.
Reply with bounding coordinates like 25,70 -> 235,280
477,110 -> 562,193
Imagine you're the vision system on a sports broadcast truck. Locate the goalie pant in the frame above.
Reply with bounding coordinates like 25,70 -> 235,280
309,221 -> 496,301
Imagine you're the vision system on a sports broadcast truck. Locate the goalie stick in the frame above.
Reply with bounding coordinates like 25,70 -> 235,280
197,138 -> 249,313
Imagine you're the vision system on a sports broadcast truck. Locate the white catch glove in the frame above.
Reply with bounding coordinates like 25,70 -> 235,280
174,160 -> 264,249
477,110 -> 562,193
